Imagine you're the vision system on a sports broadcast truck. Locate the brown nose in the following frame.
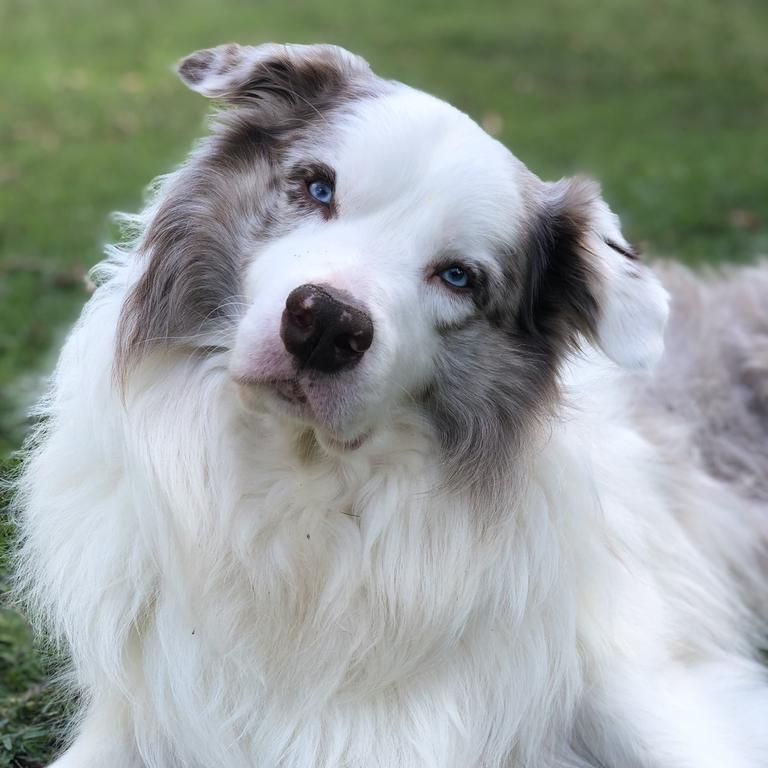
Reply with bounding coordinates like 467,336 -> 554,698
280,284 -> 374,373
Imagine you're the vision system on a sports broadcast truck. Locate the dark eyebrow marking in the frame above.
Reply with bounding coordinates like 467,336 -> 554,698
286,161 -> 336,186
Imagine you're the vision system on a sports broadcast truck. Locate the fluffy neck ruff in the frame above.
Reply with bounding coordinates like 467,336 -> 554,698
17,294 -> 646,766
105,352 -> 599,767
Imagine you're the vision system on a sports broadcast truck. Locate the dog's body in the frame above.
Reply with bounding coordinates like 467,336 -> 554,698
15,44 -> 768,767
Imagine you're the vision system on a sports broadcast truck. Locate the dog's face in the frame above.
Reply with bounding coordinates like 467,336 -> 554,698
118,44 -> 668,471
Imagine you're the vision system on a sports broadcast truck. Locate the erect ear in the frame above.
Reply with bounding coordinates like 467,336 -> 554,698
176,42 -> 372,107
520,177 -> 669,370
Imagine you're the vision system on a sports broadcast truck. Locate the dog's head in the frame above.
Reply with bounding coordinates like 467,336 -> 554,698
117,43 -> 668,470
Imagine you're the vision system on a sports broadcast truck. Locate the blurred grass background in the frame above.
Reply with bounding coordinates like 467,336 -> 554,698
1,0 -> 767,763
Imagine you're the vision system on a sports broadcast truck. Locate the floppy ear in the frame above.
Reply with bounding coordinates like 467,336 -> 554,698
519,177 -> 669,370
176,42 -> 372,107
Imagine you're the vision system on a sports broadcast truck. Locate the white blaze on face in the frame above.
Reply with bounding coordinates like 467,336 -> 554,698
230,84 -> 527,436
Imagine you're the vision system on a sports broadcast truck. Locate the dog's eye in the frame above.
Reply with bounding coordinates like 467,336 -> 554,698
307,179 -> 334,205
438,266 -> 470,289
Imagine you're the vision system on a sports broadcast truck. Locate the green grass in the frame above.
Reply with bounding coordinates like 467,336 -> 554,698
0,459 -> 71,767
1,0 -> 767,762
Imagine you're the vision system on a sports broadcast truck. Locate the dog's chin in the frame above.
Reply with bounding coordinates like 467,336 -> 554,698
235,377 -> 372,454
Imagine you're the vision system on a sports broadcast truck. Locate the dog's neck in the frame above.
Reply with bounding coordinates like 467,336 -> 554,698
135,370 -> 602,606
51,341 -> 631,764
119,376 -> 611,763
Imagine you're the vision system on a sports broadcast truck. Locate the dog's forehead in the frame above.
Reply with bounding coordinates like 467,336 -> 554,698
318,85 -> 529,244
334,86 -> 518,181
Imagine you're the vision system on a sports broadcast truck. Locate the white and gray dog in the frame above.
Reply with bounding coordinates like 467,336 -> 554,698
14,43 -> 768,767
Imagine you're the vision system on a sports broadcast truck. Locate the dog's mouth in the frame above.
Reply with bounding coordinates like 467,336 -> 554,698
237,376 -> 371,452
316,429 -> 371,453
271,379 -> 308,406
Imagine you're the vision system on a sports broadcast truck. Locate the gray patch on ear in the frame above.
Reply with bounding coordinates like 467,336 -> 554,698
176,42 -> 374,108
115,47 -> 383,384
177,48 -> 216,85
114,166 -> 271,384
516,179 -> 600,350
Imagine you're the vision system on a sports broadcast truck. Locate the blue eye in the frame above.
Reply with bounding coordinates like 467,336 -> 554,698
308,179 -> 334,205
438,266 -> 470,289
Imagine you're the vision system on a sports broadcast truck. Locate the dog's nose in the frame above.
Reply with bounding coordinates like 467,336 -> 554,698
280,284 -> 374,373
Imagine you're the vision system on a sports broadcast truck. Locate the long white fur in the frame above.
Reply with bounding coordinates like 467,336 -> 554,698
14,65 -> 768,768
17,274 -> 768,767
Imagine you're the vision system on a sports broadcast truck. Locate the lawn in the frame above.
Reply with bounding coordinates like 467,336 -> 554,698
1,0 -> 767,763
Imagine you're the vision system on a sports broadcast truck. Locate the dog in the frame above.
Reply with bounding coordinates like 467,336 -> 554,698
14,43 -> 768,767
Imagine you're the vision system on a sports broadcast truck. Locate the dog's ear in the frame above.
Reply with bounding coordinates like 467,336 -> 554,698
519,177 -> 669,369
176,42 -> 372,107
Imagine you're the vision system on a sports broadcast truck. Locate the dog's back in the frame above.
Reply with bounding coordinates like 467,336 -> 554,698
645,261 -> 768,501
